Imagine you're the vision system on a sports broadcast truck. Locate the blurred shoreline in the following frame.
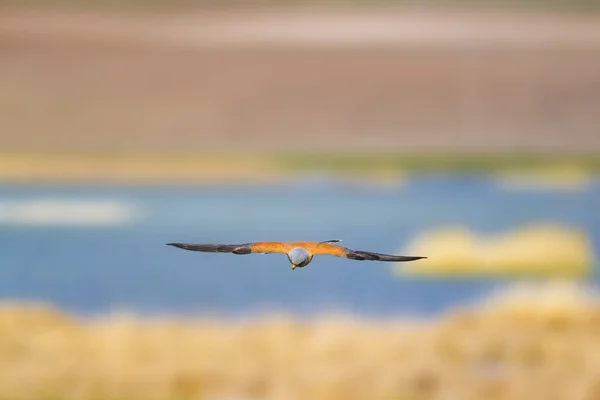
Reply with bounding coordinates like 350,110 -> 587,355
0,152 -> 598,184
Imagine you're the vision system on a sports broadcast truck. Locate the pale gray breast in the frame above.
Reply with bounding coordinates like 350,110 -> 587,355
289,247 -> 311,265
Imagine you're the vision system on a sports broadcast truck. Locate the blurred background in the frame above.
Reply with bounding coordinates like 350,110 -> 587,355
1,0 -> 600,399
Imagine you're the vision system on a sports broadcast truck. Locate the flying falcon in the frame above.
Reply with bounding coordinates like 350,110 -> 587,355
167,239 -> 426,270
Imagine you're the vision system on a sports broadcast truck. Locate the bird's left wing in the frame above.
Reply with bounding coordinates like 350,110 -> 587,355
167,241 -> 292,255
313,243 -> 426,262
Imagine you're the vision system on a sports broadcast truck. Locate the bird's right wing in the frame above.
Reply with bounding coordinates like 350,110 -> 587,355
167,241 -> 292,255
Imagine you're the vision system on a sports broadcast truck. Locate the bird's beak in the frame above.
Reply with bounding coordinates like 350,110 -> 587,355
292,264 -> 297,270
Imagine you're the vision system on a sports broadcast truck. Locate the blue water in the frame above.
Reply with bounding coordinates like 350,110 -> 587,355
1,174 -> 599,319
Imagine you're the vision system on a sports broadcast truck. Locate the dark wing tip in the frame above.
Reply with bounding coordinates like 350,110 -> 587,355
377,254 -> 428,262
167,242 -> 215,251
346,250 -> 427,262
398,256 -> 427,261
167,242 -> 252,254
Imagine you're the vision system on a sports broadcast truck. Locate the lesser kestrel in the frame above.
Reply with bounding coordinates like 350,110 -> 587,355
167,239 -> 426,270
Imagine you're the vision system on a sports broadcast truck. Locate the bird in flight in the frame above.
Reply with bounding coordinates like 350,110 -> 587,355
167,239 -> 426,270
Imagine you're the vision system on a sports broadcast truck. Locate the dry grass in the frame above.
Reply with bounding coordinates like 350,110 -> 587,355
0,152 -> 284,185
395,224 -> 595,278
2,283 -> 600,400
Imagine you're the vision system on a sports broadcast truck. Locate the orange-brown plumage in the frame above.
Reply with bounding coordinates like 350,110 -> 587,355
249,241 -> 294,254
312,242 -> 348,257
249,241 -> 348,257
167,239 -> 425,270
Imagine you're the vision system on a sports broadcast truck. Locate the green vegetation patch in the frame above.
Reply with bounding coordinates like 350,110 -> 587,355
273,151 -> 600,174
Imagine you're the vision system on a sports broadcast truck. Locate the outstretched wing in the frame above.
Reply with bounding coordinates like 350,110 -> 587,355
166,241 -> 292,255
312,242 -> 426,262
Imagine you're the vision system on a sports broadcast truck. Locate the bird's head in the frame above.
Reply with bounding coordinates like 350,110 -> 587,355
288,248 -> 312,269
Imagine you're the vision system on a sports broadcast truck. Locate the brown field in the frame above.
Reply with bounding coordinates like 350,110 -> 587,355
1,8 -> 600,155
2,283 -> 600,400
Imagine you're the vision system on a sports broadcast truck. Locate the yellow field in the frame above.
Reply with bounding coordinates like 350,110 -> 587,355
2,283 -> 600,400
